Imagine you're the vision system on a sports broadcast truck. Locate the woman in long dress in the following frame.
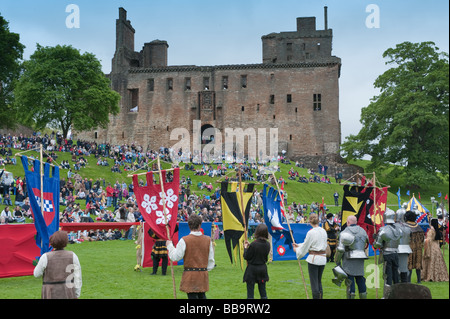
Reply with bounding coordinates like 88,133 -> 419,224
422,220 -> 449,282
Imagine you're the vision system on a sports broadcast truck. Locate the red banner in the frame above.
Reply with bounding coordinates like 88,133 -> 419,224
133,168 -> 180,241
141,222 -> 178,268
0,224 -> 40,278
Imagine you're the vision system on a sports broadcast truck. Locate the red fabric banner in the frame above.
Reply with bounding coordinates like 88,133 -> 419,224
60,222 -> 139,232
133,168 -> 180,241
0,224 -> 40,278
141,222 -> 178,268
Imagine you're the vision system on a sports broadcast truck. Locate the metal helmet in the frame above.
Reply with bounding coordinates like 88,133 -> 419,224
339,232 -> 355,246
384,208 -> 396,224
332,265 -> 351,287
402,202 -> 408,209
396,208 -> 406,223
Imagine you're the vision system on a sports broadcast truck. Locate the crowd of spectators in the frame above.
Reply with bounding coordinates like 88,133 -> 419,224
1,132 -> 335,241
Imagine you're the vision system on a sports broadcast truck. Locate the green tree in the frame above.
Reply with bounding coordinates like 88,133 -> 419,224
0,14 -> 25,129
14,44 -> 120,138
341,41 -> 449,187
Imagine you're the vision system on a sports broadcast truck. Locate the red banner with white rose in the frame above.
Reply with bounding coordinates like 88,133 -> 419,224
132,168 -> 180,241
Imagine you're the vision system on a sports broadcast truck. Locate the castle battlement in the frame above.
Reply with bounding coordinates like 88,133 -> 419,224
77,6 -> 347,172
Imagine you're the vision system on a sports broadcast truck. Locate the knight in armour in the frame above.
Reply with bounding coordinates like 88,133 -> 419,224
373,208 -> 402,298
334,215 -> 369,299
395,206 -> 412,282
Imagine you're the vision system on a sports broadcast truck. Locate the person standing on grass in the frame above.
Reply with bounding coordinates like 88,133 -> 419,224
33,231 -> 82,299
167,214 -> 215,299
243,223 -> 271,299
293,213 -> 328,299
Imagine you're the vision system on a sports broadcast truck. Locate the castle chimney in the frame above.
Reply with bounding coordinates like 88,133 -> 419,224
324,6 -> 328,30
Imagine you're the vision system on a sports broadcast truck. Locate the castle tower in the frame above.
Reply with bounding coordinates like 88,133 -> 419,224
262,6 -> 333,64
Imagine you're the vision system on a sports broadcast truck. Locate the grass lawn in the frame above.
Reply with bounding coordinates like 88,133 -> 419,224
1,146 -> 448,300
0,237 -> 448,300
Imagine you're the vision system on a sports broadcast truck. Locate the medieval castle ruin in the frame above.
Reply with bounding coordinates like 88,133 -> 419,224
78,7 -> 357,174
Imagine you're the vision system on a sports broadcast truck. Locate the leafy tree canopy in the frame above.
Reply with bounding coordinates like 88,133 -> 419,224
14,44 -> 120,138
341,41 -> 449,187
0,14 -> 25,129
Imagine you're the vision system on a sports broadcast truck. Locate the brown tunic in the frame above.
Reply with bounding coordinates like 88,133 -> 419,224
179,234 -> 211,293
42,250 -> 76,299
406,221 -> 424,270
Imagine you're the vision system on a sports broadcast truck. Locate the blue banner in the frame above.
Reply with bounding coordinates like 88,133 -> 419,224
21,156 -> 60,257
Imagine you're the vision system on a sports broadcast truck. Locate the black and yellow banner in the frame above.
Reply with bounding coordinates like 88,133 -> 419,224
220,181 -> 255,270
341,184 -> 373,230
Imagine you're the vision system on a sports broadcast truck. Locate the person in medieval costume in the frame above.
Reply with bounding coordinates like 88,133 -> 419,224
395,208 -> 412,283
33,231 -> 82,299
404,210 -> 424,283
422,219 -> 449,282
373,208 -> 402,298
323,213 -> 339,263
148,227 -> 169,275
437,213 -> 447,248
334,215 -> 369,299
167,214 -> 215,299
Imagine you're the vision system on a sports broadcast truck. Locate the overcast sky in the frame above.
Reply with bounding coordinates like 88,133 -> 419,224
1,0 -> 449,142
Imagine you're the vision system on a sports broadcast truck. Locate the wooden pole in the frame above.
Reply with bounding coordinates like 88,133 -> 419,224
39,144 -> 45,251
39,144 -> 45,219
127,168 -> 176,178
272,173 -> 309,299
156,157 -> 177,299
238,165 -> 248,242
372,172 -> 379,300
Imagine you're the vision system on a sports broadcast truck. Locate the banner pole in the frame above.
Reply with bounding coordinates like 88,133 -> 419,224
38,144 -> 45,252
156,156 -> 177,299
372,172 -> 379,300
39,144 -> 44,216
272,172 -> 309,299
238,165 -> 248,242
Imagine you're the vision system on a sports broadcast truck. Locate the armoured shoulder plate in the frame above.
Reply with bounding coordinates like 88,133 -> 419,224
374,224 -> 402,252
339,226 -> 368,259
396,222 -> 412,254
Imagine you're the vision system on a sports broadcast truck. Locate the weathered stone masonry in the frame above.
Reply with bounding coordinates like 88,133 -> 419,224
77,7 -> 359,176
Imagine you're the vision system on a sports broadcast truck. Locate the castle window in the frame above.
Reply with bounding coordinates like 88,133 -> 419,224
273,115 -> 276,120
222,76 -> 228,90
287,94 -> 292,103
290,134 -> 293,141
270,95 -> 275,104
257,104 -> 260,112
128,88 -> 139,112
295,107 -> 298,113
241,75 -> 247,88
313,93 -> 322,111
94,132 -> 98,139
287,43 -> 293,61
203,77 -> 210,90
317,43 -> 321,51
241,106 -> 245,112
167,78 -> 173,91
185,78 -> 191,91
147,79 -> 154,91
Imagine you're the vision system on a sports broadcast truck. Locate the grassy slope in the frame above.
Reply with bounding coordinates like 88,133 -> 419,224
1,148 -> 449,299
1,238 -> 448,299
